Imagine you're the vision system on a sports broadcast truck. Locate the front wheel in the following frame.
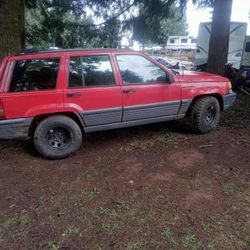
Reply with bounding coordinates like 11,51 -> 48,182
189,96 -> 220,134
33,115 -> 82,159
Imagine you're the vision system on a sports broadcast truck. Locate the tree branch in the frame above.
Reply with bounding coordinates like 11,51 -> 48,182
95,0 -> 137,26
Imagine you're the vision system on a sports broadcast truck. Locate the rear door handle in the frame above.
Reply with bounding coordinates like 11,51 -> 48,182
67,93 -> 82,97
123,89 -> 136,94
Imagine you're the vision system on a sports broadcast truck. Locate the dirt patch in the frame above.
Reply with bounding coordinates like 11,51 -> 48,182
187,190 -> 214,202
185,177 -> 223,215
139,171 -> 179,188
146,171 -> 178,182
117,156 -> 144,175
168,149 -> 205,169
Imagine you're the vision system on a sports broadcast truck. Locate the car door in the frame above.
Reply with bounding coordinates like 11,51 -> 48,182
114,54 -> 181,122
64,53 -> 123,127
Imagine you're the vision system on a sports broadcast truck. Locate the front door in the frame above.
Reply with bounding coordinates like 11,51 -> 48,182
64,54 -> 123,127
115,54 -> 181,122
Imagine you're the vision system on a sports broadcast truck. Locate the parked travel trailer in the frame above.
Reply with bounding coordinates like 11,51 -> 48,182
166,36 -> 197,50
194,22 -> 248,70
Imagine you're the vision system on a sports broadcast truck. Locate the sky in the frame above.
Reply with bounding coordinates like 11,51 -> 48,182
186,0 -> 250,37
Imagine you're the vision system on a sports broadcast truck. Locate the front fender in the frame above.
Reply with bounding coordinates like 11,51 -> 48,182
181,82 -> 228,101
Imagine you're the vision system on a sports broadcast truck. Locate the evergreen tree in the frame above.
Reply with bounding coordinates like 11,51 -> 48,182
0,0 -> 25,58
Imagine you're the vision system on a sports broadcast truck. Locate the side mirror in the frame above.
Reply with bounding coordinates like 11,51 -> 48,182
157,73 -> 174,83
166,73 -> 174,83
156,75 -> 167,83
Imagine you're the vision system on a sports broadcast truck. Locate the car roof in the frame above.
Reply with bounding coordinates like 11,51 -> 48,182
16,48 -> 133,56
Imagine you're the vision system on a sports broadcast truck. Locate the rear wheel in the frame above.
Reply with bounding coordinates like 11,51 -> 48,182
189,96 -> 220,134
33,115 -> 82,159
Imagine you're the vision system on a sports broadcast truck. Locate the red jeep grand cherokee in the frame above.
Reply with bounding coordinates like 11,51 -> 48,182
0,49 -> 236,159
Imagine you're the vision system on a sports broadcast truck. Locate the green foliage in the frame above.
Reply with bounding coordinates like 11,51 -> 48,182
25,0 -> 121,49
123,1 -> 188,46
26,2 -> 89,48
163,228 -> 173,238
161,8 -> 188,37
25,0 -> 189,49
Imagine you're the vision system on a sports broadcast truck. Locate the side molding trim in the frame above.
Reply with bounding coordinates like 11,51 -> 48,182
84,114 -> 185,133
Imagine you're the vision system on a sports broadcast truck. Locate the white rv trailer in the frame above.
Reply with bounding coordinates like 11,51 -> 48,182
166,36 -> 197,50
194,22 -> 248,70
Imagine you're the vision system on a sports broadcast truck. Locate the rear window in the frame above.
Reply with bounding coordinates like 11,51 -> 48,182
9,58 -> 60,92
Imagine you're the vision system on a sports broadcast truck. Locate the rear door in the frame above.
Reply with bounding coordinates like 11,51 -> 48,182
64,53 -> 123,127
114,53 -> 181,122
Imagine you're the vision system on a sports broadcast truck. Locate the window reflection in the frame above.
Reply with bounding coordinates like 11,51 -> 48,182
116,55 -> 167,85
69,55 -> 115,88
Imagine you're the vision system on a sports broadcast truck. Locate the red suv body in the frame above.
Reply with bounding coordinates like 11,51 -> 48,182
0,49 -> 236,158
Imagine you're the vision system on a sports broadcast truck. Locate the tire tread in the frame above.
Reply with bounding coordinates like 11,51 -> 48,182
189,96 -> 220,134
33,115 -> 82,159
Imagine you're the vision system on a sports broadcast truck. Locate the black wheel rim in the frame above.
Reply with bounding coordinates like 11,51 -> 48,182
205,105 -> 216,125
46,127 -> 72,150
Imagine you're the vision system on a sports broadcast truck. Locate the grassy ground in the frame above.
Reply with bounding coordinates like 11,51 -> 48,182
0,92 -> 250,250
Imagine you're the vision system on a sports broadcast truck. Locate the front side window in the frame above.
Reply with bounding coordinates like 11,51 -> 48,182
116,55 -> 168,85
69,55 -> 115,88
10,58 -> 60,92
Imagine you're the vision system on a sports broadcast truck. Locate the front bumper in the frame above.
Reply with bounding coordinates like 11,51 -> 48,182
0,118 -> 33,140
223,91 -> 236,110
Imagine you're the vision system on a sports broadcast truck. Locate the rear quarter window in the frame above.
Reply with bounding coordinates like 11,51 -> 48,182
9,58 -> 60,92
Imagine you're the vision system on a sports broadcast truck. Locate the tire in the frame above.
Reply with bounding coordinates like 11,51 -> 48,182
189,96 -> 220,134
33,115 -> 82,159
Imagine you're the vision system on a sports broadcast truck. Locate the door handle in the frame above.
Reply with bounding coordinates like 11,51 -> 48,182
123,89 -> 136,94
67,93 -> 82,97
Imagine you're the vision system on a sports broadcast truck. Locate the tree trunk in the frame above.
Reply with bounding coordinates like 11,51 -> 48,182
0,0 -> 25,60
206,0 -> 233,75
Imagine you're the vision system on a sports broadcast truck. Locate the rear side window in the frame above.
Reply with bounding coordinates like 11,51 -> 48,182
69,55 -> 115,88
10,58 -> 60,92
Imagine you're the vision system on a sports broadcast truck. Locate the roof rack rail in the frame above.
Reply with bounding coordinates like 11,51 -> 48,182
15,47 -> 134,56
16,48 -> 40,55
16,47 -> 64,55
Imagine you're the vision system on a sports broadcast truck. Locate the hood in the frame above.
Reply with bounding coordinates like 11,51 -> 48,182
176,71 -> 229,83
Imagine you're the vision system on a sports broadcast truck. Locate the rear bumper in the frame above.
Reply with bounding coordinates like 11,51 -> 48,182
223,91 -> 236,110
0,118 -> 33,140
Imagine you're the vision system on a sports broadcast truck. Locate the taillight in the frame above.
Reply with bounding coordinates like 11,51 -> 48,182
0,100 -> 5,120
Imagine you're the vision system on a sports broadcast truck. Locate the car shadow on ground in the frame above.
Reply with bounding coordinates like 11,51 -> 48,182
12,119 -> 190,159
